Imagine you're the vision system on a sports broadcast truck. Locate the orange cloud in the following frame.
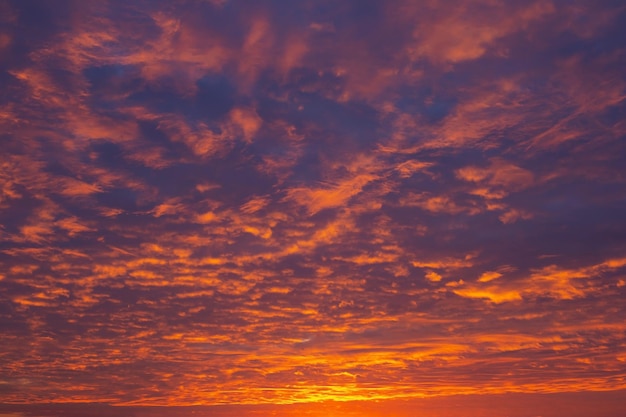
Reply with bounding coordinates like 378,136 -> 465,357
2,0 -> 625,411
408,0 -> 555,64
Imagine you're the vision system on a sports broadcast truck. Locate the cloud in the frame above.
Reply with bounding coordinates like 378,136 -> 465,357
1,0 -> 625,410
407,1 -> 556,64
285,155 -> 383,215
453,257 -> 626,303
457,158 -> 534,193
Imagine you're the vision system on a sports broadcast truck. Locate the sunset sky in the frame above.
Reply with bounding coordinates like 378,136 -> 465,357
1,0 -> 626,416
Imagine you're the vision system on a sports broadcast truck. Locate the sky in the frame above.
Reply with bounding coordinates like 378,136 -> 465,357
1,0 -> 626,416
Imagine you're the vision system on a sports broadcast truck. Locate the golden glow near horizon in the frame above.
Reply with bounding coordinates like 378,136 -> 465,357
1,0 -> 626,416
